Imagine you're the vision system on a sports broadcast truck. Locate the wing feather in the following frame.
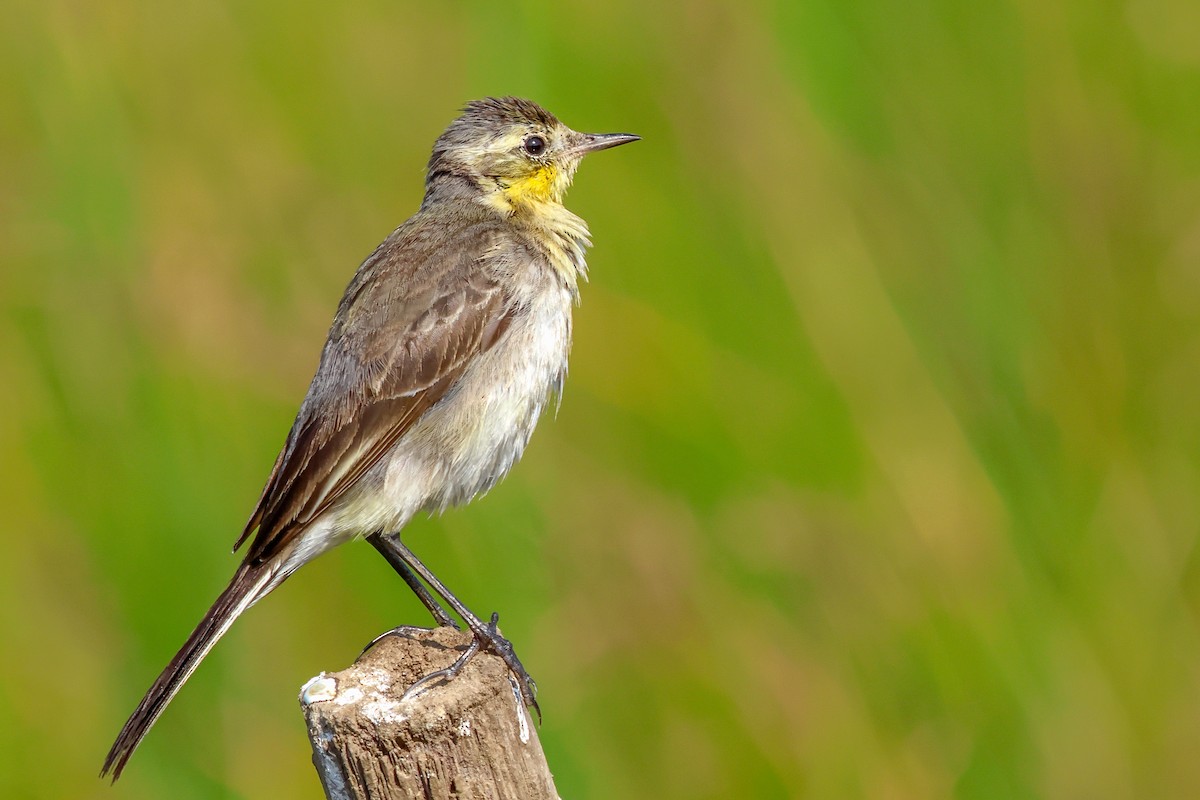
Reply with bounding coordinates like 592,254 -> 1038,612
238,217 -> 517,566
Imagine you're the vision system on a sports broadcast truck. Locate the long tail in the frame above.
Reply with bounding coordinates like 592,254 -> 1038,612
101,561 -> 281,781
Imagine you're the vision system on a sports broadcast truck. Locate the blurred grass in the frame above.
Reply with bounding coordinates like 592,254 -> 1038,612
3,0 -> 1200,797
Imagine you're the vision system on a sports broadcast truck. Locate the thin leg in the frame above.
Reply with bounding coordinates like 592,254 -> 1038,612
368,532 -> 459,629
374,532 -> 540,719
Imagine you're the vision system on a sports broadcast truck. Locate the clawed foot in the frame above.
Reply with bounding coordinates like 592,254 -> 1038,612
402,612 -> 541,722
401,636 -> 481,701
474,613 -> 540,721
359,619 -> 461,659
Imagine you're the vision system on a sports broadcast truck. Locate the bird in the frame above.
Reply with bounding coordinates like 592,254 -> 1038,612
101,96 -> 639,780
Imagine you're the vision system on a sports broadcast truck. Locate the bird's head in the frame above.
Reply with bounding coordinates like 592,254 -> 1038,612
425,97 -> 639,211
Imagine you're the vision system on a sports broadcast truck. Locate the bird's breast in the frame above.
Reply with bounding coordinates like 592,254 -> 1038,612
390,277 -> 575,515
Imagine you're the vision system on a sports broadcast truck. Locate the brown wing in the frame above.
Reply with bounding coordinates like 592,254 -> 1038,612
237,217 -> 516,566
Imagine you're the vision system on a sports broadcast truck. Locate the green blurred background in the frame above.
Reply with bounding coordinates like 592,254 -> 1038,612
4,0 -> 1200,797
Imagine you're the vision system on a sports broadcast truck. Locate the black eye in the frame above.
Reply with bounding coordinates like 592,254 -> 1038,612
523,135 -> 546,156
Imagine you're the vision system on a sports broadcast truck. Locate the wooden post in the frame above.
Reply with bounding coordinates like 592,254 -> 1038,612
299,626 -> 558,800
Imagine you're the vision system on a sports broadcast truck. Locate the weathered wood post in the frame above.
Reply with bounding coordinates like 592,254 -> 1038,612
300,626 -> 558,800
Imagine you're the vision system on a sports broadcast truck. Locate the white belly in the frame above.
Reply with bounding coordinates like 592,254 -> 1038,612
323,279 -> 576,536
283,279 -> 573,570
415,284 -> 574,511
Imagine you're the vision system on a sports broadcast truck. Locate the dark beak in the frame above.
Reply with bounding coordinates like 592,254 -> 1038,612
571,132 -> 641,156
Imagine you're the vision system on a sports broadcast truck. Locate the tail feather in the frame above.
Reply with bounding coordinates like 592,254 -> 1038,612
101,562 -> 279,781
